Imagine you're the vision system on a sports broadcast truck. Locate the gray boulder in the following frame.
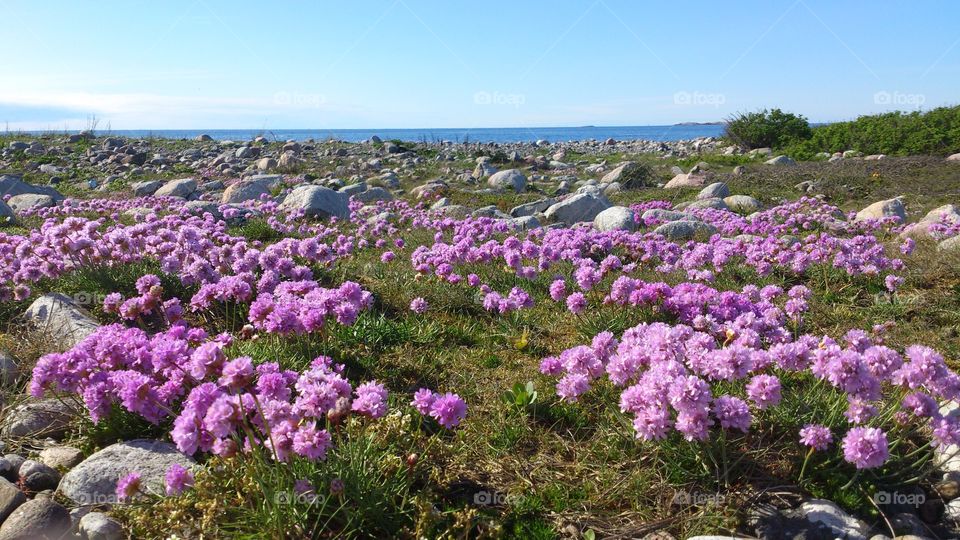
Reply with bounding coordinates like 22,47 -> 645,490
600,161 -> 649,188
664,173 -> 707,189
593,206 -> 636,232
487,169 -> 527,193
7,194 -> 55,214
940,236 -> 960,252
25,293 -> 100,350
724,195 -> 762,213
654,220 -> 717,241
0,175 -> 64,201
352,187 -> 393,203
855,197 -> 906,222
131,180 -> 162,197
0,478 -> 25,523
697,182 -> 729,200
543,193 -> 612,224
60,439 -> 195,506
684,198 -> 729,211
221,178 -> 272,204
0,350 -> 17,387
1,399 -> 75,440
510,198 -> 555,218
154,178 -> 197,198
797,499 -> 870,540
765,155 -> 797,166
38,446 -> 84,470
0,498 -> 71,540
279,186 -> 350,220
640,209 -> 697,223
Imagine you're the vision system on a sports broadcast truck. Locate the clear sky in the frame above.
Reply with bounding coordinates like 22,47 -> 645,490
1,0 -> 958,130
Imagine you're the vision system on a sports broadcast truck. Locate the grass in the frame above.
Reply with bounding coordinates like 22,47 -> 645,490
4,140 -> 960,538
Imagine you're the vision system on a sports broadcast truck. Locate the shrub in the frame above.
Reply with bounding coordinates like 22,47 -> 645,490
723,109 -> 812,150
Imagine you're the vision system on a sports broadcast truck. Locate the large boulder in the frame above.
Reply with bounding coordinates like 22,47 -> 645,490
664,173 -> 707,189
279,186 -> 350,220
0,498 -> 70,540
765,155 -> 797,166
221,178 -> 272,204
25,293 -> 99,350
900,204 -> 960,239
683,198 -> 729,211
654,220 -> 717,241
131,180 -> 162,197
154,178 -> 197,198
0,478 -> 25,523
946,153 -> 960,162
640,209 -> 697,224
543,193 -> 611,224
600,162 -> 650,188
59,439 -> 195,506
797,499 -> 870,540
510,198 -> 555,218
0,175 -> 64,201
855,197 -> 906,222
487,169 -> 527,193
7,194 -> 55,214
593,206 -> 636,232
352,187 -> 393,203
940,235 -> 960,252
0,399 -> 76,440
697,182 -> 729,200
723,195 -> 762,213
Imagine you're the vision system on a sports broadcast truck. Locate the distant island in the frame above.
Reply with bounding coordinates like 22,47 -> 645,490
674,121 -> 724,126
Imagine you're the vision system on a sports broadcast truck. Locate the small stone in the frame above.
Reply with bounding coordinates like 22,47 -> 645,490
934,479 -> 960,500
39,446 -> 84,470
765,155 -> 797,166
0,478 -> 26,523
1,399 -> 75,440
79,511 -> 124,540
19,459 -> 60,493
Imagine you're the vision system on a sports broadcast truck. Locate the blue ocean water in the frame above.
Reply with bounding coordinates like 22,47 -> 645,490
60,125 -> 724,144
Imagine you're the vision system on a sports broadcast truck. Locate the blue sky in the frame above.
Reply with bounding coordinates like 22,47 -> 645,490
1,0 -> 958,130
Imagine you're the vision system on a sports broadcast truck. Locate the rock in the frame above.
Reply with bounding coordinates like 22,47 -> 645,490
257,157 -> 278,171
18,460 -> 60,492
2,457 -> 24,478
352,187 -> 393,203
195,134 -> 213,141
654,220 -> 717,241
1,399 -> 75,440
277,152 -> 302,169
799,499 -> 870,540
940,236 -> 960,252
409,181 -> 448,199
6,194 -> 54,214
278,185 -> 350,220
947,153 -> 960,162
855,198 -> 906,222
684,198 -> 729,211
0,175 -> 65,201
473,162 -> 497,179
664,173 -> 707,189
60,439 -> 195,506
39,447 -> 84,470
182,201 -> 222,220
0,350 -> 18,387
900,204 -> 960,238
0,498 -> 70,540
593,206 -> 636,232
543,193 -> 612,224
600,162 -> 650,188
765,155 -> 797,166
79,512 -> 124,540
724,195 -> 762,213
154,178 -> 197,198
732,165 -> 746,176
25,293 -> 100,350
339,182 -> 367,196
487,169 -> 527,193
221,178 -> 272,204
946,498 -> 960,521
506,216 -> 541,231
131,180 -> 162,197
697,182 -> 729,200
640,209 -> 697,223
0,201 -> 14,225
510,198 -> 555,218
0,478 -> 25,523
472,206 -> 510,219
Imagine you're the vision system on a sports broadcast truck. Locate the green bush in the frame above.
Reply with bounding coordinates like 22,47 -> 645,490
723,109 -> 812,149
782,105 -> 960,158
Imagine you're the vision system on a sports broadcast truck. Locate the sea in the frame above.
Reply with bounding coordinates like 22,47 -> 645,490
37,125 -> 725,144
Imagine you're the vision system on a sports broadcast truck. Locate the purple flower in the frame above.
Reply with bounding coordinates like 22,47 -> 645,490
116,472 -> 142,502
712,395 -> 752,432
799,424 -> 833,451
409,297 -> 428,314
566,292 -> 587,315
745,374 -> 782,409
841,427 -> 889,469
351,381 -> 388,419
165,464 -> 194,495
428,392 -> 467,429
411,388 -> 437,414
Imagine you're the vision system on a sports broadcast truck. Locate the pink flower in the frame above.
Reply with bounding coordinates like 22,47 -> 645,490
116,472 -> 142,502
799,424 -> 833,451
841,427 -> 889,469
165,464 -> 194,495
